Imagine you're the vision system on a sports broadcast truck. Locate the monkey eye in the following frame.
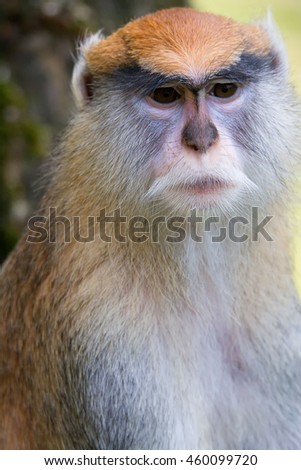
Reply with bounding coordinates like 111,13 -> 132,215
149,87 -> 182,104
209,83 -> 238,99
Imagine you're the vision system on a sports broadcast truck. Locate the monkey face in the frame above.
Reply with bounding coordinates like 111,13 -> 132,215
70,8 -> 298,217
140,77 -> 250,212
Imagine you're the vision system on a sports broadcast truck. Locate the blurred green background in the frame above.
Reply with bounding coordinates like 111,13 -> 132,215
0,0 -> 300,293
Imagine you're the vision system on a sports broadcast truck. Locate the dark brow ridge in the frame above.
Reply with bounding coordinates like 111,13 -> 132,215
106,51 -> 278,94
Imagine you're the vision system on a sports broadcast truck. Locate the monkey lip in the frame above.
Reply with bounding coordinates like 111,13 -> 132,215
174,178 -> 235,195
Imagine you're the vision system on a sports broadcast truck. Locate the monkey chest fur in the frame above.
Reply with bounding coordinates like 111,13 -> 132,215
65,289 -> 301,450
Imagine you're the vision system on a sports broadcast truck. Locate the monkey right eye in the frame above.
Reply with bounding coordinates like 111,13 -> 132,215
149,87 -> 182,105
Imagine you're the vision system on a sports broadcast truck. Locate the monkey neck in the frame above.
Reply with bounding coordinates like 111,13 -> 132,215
38,178 -> 298,324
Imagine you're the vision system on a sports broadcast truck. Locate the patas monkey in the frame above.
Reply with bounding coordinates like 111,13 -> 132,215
0,8 -> 300,449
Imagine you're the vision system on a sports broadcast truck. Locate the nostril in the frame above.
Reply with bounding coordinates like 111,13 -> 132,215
182,133 -> 202,152
191,144 -> 199,152
183,135 -> 204,153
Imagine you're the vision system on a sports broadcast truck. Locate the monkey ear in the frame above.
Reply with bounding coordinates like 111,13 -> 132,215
255,10 -> 289,78
71,32 -> 104,108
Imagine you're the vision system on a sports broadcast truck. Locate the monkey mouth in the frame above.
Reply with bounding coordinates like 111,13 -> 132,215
174,177 -> 235,195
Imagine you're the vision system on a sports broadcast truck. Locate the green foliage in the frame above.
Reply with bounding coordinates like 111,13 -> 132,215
0,78 -> 47,262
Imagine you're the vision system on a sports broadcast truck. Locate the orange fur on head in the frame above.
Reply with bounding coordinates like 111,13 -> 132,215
86,8 -> 272,77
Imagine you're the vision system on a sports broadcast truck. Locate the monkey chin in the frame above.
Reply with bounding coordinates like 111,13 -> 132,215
155,178 -> 242,215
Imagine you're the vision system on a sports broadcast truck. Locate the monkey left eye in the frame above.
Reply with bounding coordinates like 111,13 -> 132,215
209,83 -> 239,99
149,87 -> 181,104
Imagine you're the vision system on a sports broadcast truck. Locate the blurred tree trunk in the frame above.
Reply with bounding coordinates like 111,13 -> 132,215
86,0 -> 188,33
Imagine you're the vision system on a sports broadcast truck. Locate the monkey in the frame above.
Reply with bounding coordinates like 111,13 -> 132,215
0,7 -> 301,450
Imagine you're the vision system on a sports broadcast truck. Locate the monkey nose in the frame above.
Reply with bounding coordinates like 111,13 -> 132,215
182,119 -> 218,154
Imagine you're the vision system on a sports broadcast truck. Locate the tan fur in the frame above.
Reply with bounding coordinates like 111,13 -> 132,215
87,8 -> 271,76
